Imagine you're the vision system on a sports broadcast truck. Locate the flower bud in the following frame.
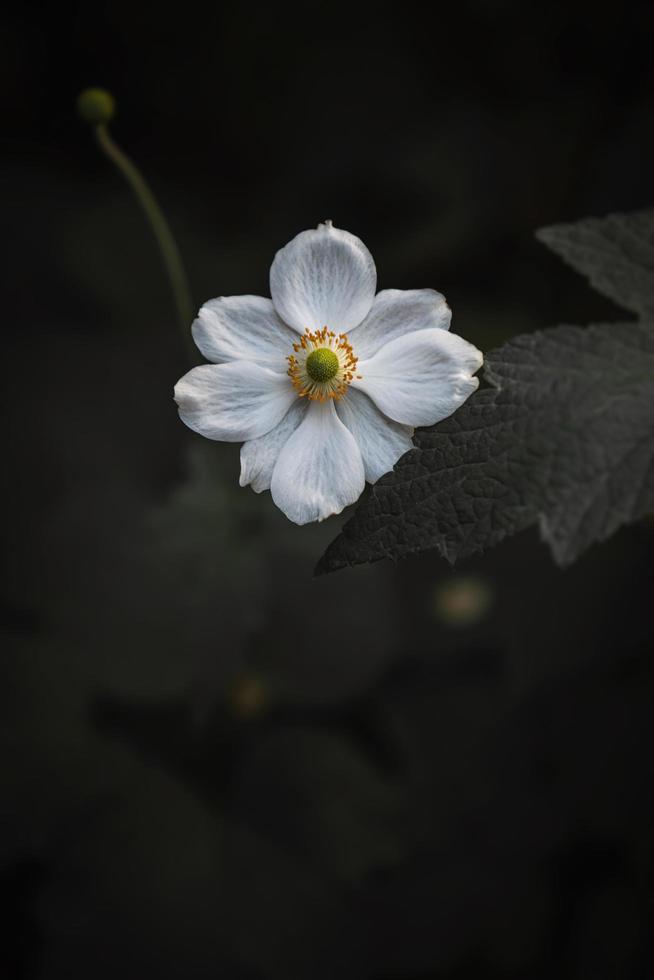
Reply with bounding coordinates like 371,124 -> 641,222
76,88 -> 116,125
227,672 -> 269,720
432,575 -> 493,628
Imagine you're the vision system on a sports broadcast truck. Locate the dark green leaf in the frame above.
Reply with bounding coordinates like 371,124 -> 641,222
318,320 -> 654,573
319,207 -> 654,573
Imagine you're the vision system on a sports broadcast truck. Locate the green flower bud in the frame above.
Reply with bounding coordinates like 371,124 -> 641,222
76,88 -> 116,125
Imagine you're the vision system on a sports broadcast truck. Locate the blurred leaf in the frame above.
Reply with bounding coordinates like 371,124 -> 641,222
319,208 -> 654,573
232,729 -> 404,883
536,208 -> 654,318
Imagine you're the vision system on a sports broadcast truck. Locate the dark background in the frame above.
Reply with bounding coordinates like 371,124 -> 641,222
2,2 -> 654,977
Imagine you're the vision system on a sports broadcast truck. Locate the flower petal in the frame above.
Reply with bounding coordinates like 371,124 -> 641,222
174,362 -> 295,442
269,222 -> 376,334
335,388 -> 414,483
353,328 -> 483,427
270,400 -> 365,524
192,295 -> 295,371
240,399 -> 308,492
349,288 -> 451,360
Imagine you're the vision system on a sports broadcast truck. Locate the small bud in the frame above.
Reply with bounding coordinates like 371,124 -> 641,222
76,88 -> 116,125
432,575 -> 493,628
227,672 -> 269,720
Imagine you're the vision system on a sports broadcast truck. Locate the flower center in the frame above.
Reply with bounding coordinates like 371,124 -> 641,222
287,327 -> 360,401
306,347 -> 339,382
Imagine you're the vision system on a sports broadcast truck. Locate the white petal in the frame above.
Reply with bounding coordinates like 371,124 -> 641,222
192,295 -> 295,371
239,399 -> 308,492
354,328 -> 483,427
174,361 -> 295,442
269,222 -> 376,334
270,400 -> 365,524
335,388 -> 414,483
349,288 -> 451,360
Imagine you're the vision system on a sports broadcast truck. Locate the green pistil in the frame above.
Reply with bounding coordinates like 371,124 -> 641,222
306,347 -> 339,383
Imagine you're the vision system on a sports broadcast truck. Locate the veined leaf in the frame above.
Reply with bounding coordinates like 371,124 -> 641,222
318,209 -> 654,573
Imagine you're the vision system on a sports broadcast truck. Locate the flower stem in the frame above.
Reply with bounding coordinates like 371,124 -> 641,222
93,122 -> 195,358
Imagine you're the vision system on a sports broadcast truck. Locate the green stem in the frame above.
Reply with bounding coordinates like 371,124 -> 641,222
94,123 -> 194,358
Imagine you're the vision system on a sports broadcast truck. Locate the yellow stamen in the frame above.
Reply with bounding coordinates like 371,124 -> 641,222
287,326 -> 360,401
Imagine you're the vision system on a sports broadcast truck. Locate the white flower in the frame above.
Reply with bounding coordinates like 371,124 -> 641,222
174,222 -> 483,525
